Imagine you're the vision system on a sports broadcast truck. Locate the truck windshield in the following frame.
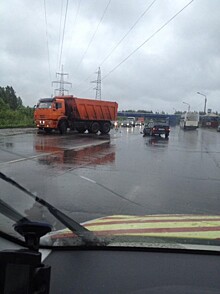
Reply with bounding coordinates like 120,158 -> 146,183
38,102 -> 52,109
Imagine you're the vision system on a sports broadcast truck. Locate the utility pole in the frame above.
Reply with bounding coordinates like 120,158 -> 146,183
183,101 -> 190,112
52,65 -> 72,96
91,67 -> 101,100
197,92 -> 207,114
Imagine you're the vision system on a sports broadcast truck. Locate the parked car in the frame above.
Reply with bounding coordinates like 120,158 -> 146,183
121,120 -> 132,127
143,122 -> 170,138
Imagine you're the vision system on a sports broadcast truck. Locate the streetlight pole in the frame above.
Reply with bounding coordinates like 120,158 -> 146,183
197,92 -> 207,114
182,102 -> 190,112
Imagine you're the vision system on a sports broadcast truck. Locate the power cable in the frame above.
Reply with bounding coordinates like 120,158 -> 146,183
43,0 -> 52,84
74,71 -> 96,94
99,0 -> 157,67
102,0 -> 194,81
78,0 -> 194,96
75,0 -> 157,92
66,0 -> 82,61
58,0 -> 69,71
75,0 -> 112,70
57,0 -> 64,71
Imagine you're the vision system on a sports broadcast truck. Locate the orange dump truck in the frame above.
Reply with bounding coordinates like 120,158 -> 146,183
34,95 -> 118,134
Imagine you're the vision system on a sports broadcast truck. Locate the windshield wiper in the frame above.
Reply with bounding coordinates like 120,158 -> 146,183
0,172 -> 107,246
0,199 -> 49,249
0,198 -> 29,223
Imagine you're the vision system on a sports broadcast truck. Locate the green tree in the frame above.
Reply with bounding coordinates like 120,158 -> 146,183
0,85 -> 34,128
137,110 -> 153,113
125,110 -> 136,112
0,98 -> 10,110
0,86 -> 23,110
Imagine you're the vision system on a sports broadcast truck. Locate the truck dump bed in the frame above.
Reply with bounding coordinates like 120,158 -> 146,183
73,98 -> 118,121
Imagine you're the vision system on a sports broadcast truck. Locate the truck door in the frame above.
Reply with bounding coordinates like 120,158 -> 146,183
54,100 -> 65,117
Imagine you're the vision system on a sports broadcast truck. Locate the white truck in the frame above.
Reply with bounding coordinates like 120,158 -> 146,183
180,112 -> 199,130
127,117 -> 136,127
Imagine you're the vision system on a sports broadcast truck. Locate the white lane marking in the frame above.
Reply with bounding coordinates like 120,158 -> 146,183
0,154 -> 49,165
80,175 -> 96,184
72,140 -> 110,151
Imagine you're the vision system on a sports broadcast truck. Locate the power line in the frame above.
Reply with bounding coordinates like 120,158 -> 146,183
75,0 -> 112,70
57,0 -> 64,71
102,0 -> 194,81
75,0 -> 157,92
58,0 -> 69,71
77,0 -> 194,96
43,0 -> 52,84
66,0 -> 82,60
99,0 -> 157,67
78,84 -> 95,96
74,72 -> 95,94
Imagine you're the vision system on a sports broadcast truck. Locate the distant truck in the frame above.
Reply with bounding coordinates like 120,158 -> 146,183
180,112 -> 199,130
34,95 -> 118,134
136,117 -> 145,126
127,117 -> 136,127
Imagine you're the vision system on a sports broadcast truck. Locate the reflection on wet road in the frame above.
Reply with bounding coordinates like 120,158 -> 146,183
146,136 -> 169,147
0,127 -> 220,224
36,143 -> 115,169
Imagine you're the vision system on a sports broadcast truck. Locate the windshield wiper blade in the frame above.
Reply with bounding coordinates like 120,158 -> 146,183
0,172 -> 107,246
0,198 -> 29,223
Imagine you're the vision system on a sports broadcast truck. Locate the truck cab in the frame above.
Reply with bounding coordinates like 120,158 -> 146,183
34,97 -> 67,133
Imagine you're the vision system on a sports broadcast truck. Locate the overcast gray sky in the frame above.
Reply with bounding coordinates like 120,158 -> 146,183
0,0 -> 219,113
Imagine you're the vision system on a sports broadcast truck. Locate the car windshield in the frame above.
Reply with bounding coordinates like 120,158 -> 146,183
0,1 -> 220,250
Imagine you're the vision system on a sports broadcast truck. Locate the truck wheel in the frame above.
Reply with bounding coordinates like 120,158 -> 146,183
76,126 -> 86,133
59,121 -> 67,134
90,122 -> 100,134
101,122 -> 111,134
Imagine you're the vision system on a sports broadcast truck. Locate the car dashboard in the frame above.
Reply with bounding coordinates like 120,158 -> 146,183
1,236 -> 220,294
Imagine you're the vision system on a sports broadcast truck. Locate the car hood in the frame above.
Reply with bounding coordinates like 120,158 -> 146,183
42,214 -> 220,249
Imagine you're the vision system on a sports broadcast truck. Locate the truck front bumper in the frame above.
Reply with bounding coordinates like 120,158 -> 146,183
35,120 -> 58,129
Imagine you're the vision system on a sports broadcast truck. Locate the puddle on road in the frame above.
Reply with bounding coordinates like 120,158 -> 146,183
35,141 -> 115,169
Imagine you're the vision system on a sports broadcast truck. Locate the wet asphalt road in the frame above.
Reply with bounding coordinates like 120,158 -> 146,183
0,127 -> 220,225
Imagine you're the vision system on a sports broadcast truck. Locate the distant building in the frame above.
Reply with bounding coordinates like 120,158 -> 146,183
200,113 -> 220,128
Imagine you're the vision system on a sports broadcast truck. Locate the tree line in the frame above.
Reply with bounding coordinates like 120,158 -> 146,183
0,86 -> 34,128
